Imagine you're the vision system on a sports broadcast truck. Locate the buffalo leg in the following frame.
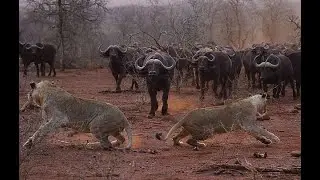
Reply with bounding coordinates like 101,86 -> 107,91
212,79 -> 219,98
200,80 -> 206,101
272,85 -> 278,98
161,85 -> 170,116
227,78 -> 233,98
275,83 -> 282,98
116,74 -> 126,92
51,63 -> 56,77
257,72 -> 262,89
112,72 -> 121,92
289,78 -> 297,99
35,63 -> 40,77
191,67 -> 196,86
219,77 -> 227,100
23,64 -> 28,77
194,68 -> 200,89
281,80 -> 288,97
263,83 -> 268,93
176,70 -> 182,92
130,75 -> 137,90
148,89 -> 158,119
40,63 -> 46,76
130,78 -> 139,90
251,72 -> 257,89
48,63 -> 52,76
296,80 -> 300,97
48,62 -> 55,77
245,69 -> 251,88
134,80 -> 139,90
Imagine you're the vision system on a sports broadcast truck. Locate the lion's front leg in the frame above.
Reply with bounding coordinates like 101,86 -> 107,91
241,120 -> 280,145
23,110 -> 68,149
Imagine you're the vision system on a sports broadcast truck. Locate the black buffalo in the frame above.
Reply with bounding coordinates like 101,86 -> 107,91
221,47 -> 242,90
255,54 -> 296,99
242,44 -> 270,89
135,51 -> 176,119
99,45 -> 140,92
192,49 -> 232,100
19,42 -> 57,77
284,51 -> 301,97
165,45 -> 194,91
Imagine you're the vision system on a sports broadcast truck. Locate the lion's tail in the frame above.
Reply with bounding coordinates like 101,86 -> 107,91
156,117 -> 187,141
124,120 -> 133,149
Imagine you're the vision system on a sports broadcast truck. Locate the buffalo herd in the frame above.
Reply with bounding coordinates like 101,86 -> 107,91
19,40 -> 301,118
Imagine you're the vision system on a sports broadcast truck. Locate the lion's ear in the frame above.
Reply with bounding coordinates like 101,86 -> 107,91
30,82 -> 36,89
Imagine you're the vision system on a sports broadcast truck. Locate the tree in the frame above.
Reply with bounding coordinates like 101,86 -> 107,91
25,0 -> 109,70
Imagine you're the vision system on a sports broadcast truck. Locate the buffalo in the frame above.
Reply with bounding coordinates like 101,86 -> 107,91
192,48 -> 232,100
242,44 -> 270,89
255,54 -> 296,99
19,42 -> 57,77
221,47 -> 242,91
283,51 -> 301,97
165,45 -> 194,92
99,45 -> 140,92
135,51 -> 176,119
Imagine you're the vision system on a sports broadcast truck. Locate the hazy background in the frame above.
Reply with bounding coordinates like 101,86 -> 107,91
19,0 -> 301,69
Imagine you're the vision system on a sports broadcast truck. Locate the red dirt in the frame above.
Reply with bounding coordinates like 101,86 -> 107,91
19,68 -> 301,180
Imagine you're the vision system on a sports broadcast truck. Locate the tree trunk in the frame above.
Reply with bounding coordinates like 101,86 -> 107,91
58,0 -> 65,71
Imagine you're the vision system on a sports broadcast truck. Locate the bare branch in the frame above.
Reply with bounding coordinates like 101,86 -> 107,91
288,15 -> 301,30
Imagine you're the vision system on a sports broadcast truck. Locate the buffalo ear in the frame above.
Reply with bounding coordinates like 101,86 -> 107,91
30,81 -> 36,89
103,49 -> 110,57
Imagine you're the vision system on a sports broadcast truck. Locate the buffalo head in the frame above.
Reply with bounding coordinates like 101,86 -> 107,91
254,54 -> 281,82
251,43 -> 270,65
135,52 -> 176,77
19,40 -> 26,55
99,44 -> 127,58
192,52 -> 215,72
25,43 -> 44,54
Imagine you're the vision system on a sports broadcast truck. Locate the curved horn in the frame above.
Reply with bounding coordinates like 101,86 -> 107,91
253,54 -> 264,68
135,56 -> 148,71
264,44 -> 269,50
98,44 -> 109,54
192,52 -> 201,62
19,38 -> 26,45
36,43 -> 44,49
265,54 -> 280,68
162,54 -> 176,70
115,45 -> 127,53
144,58 -> 176,71
207,53 -> 215,62
25,43 -> 32,49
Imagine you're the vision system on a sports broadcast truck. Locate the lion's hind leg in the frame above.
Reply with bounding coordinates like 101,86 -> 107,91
172,129 -> 189,146
186,133 -> 209,148
110,132 -> 126,147
95,133 -> 113,150
186,138 -> 206,148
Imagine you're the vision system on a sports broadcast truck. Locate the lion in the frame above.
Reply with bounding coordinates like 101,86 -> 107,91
20,80 -> 132,150
156,93 -> 280,149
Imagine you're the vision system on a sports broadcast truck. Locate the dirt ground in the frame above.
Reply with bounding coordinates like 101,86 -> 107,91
19,68 -> 301,180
